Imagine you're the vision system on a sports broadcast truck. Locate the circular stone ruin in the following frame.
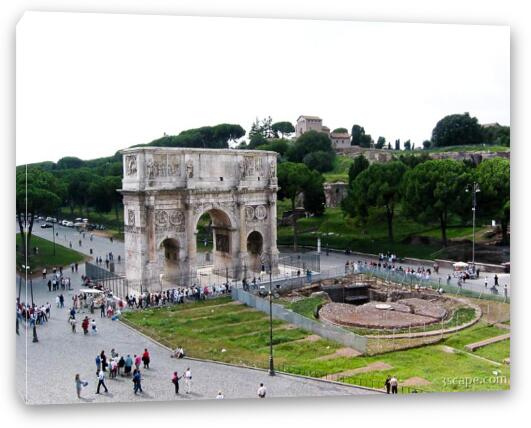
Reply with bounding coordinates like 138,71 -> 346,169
319,297 -> 448,330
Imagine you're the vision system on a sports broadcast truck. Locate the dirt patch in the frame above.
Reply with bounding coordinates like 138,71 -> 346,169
441,345 -> 456,354
323,361 -> 392,381
317,347 -> 362,360
402,376 -> 432,387
297,334 -> 322,342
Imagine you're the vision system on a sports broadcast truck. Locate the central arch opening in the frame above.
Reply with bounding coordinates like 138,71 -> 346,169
196,208 -> 232,274
247,231 -> 264,273
161,238 -> 180,281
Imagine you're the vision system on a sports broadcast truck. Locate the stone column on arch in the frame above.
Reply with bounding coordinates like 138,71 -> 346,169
238,202 -> 248,281
185,203 -> 197,287
268,193 -> 280,274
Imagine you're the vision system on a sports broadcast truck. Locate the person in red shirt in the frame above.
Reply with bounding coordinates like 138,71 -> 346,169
142,348 -> 150,369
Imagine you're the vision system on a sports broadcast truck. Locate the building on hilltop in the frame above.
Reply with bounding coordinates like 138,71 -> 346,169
330,132 -> 351,149
296,115 -> 351,149
296,115 -> 328,137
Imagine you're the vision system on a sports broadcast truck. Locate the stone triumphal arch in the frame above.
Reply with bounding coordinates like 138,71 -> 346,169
119,147 -> 279,291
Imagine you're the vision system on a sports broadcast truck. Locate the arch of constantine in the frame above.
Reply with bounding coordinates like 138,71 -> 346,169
119,147 -> 279,291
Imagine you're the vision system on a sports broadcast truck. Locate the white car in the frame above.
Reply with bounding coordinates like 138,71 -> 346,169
61,220 -> 69,226
65,221 -> 75,227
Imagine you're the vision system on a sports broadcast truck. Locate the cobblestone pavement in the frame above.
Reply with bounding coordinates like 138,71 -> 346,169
16,267 -> 378,405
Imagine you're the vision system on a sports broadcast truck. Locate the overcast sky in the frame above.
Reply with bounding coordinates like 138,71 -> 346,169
16,12 -> 510,165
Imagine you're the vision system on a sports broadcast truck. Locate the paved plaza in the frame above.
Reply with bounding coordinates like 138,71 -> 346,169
16,264 -> 378,405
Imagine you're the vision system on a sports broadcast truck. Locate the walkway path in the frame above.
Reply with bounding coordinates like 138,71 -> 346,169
16,266 -> 378,405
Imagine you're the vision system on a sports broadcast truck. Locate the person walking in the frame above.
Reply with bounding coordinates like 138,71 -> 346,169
95,355 -> 101,375
70,316 -> 77,333
133,369 -> 143,394
494,274 -> 499,287
216,391 -> 224,399
390,376 -> 398,394
100,351 -> 108,372
133,354 -> 142,370
124,354 -> 133,377
96,369 -> 108,394
184,367 -> 192,394
75,374 -> 88,399
142,348 -> 150,369
117,356 -> 125,377
171,371 -> 181,395
81,316 -> 89,335
91,319 -> 97,334
384,376 -> 391,394
100,303 -> 105,318
257,383 -> 267,398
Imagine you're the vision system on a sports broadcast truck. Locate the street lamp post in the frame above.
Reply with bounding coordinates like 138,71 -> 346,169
465,182 -> 481,266
268,265 -> 275,376
23,264 -> 38,343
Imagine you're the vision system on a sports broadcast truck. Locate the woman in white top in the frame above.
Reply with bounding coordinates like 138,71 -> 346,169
184,368 -> 192,394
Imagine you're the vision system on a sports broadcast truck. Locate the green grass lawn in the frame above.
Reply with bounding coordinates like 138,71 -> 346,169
474,339 -> 510,363
122,296 -> 509,393
323,155 -> 353,183
16,234 -> 86,272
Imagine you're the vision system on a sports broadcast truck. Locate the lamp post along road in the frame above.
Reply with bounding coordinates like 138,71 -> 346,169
466,182 -> 481,266
268,265 -> 275,376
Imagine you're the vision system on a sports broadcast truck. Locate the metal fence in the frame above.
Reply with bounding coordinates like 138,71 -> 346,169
232,287 -> 368,353
355,265 -> 510,303
85,262 -> 129,298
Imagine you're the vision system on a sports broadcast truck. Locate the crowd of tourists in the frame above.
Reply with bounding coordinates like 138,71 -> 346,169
125,284 -> 231,309
16,298 -> 51,328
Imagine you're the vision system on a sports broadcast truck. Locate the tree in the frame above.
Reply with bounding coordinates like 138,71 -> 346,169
431,112 -> 483,147
64,168 -> 98,216
303,170 -> 326,217
287,130 -> 334,163
422,140 -> 432,150
272,121 -> 295,139
351,125 -> 365,146
404,140 -> 411,150
257,139 -> 290,157
332,127 -> 348,134
16,168 -> 62,262
397,153 -> 432,169
57,156 -> 84,170
475,158 -> 510,244
482,124 -> 510,147
401,160 -> 468,246
302,151 -> 335,173
349,162 -> 406,241
277,162 -> 317,250
394,139 -> 401,151
375,136 -> 386,149
348,154 -> 370,186
88,175 -> 122,219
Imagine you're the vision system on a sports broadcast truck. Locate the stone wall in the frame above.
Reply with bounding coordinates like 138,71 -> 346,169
337,146 -> 510,164
324,182 -> 349,208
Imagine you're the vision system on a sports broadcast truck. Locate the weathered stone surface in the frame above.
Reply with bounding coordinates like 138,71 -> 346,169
119,148 -> 280,291
319,299 -> 447,329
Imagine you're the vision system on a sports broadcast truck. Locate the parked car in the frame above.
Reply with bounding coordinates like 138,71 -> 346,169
61,220 -> 69,226
65,221 -> 75,227
40,223 -> 53,228
74,222 -> 85,228
45,216 -> 53,222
